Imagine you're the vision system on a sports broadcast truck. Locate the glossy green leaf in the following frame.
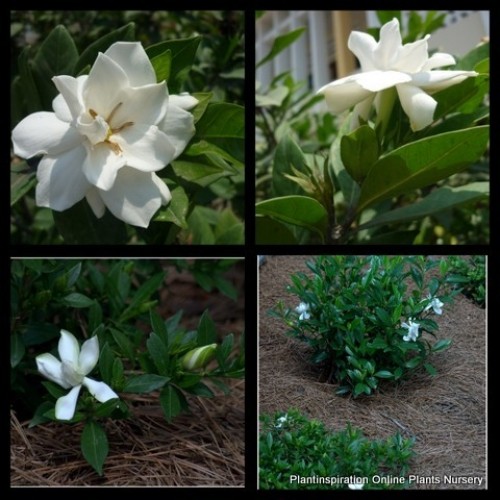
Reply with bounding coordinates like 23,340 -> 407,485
186,140 -> 243,168
160,385 -> 182,422
146,36 -> 201,93
93,398 -> 127,418
147,332 -> 169,376
256,196 -> 328,239
154,185 -> 189,228
23,323 -> 59,346
432,339 -> 452,352
455,41 -> 489,71
119,272 -> 165,321
256,86 -> 289,107
171,159 -> 232,187
18,47 -> 42,113
75,23 -> 135,74
405,357 -> 421,369
150,49 -> 171,83
185,381 -> 214,398
255,216 -> 298,244
11,164 -> 36,206
110,328 -> 135,362
359,182 -> 489,230
474,57 -> 489,74
194,103 -> 244,139
272,135 -> 308,196
62,292 -> 95,308
98,343 -> 114,386
256,27 -> 306,68
11,333 -> 25,368
31,25 -> 78,109
340,125 -> 379,183
123,374 -> 170,393
197,310 -> 217,346
81,421 -> 108,476
186,206 -> 216,244
358,126 -> 490,212
424,363 -> 437,376
53,200 -> 127,244
375,370 -> 394,379
190,92 -> 213,123
150,309 -> 168,347
217,333 -> 234,367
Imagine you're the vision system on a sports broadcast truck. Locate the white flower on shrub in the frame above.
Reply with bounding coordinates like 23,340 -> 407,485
402,318 -> 420,342
12,41 -> 198,228
275,415 -> 288,429
317,18 -> 477,131
424,294 -> 444,315
36,330 -> 118,420
295,302 -> 311,321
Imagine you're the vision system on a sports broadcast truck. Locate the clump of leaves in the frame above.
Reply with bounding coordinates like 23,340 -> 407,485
259,409 -> 415,490
442,255 -> 486,307
270,256 -> 454,396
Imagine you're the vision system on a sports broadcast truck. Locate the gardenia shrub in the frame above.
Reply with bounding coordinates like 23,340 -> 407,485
271,256 -> 454,396
259,409 -> 415,490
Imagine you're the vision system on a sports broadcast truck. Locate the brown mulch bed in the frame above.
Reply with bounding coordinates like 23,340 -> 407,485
11,259 -> 245,486
259,255 -> 486,490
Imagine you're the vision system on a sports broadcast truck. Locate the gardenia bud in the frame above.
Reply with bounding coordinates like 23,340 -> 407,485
182,344 -> 217,370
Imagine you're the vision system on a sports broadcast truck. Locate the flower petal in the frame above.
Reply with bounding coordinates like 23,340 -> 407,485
373,18 -> 402,70
393,36 -> 430,73
82,143 -> 126,190
354,70 -> 412,92
12,112 -> 83,158
169,93 -> 199,110
58,330 -> 81,366
318,77 -> 374,114
52,94 -> 73,123
411,70 -> 477,93
36,145 -> 91,211
157,103 -> 197,159
348,31 -> 377,72
98,167 -> 169,227
104,41 -> 156,86
151,173 -> 172,204
110,82 -> 168,127
79,336 -> 99,375
83,52 -> 129,120
83,378 -> 118,403
85,187 -> 106,218
350,95 -> 375,129
36,353 -> 71,389
115,124 -> 176,171
55,385 -> 82,420
396,83 -> 437,131
421,52 -> 456,71
52,75 -> 87,121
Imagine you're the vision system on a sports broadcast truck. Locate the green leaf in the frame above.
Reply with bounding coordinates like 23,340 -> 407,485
147,332 -> 170,376
375,307 -> 392,326
11,166 -> 36,207
81,421 -> 109,476
110,328 -> 135,362
255,216 -> 298,244
185,381 -> 214,398
146,36 -> 201,93
455,41 -> 489,71
186,140 -> 243,168
93,398 -> 127,418
171,159 -> 232,187
375,370 -> 394,379
197,310 -> 217,346
354,383 -> 370,396
474,58 -> 489,74
340,125 -> 379,183
75,23 -> 135,75
432,339 -> 452,352
358,126 -> 490,212
150,309 -> 168,347
424,363 -> 437,376
186,206 -> 215,244
23,323 -> 59,346
217,333 -> 234,367
62,292 -> 95,308
111,357 -> 125,390
159,385 -> 182,423
405,357 -> 421,369
123,374 -> 170,393
29,401 -> 54,428
154,185 -> 189,228
256,86 -> 290,107
255,196 -> 328,239
150,49 -> 171,83
18,47 -> 42,113
10,332 -> 25,368
256,27 -> 306,68
31,25 -> 78,110
42,381 -> 67,399
53,199 -> 127,245
98,343 -> 114,386
358,182 -> 489,231
272,135 -> 308,197
191,92 -> 213,124
119,272 -> 165,321
194,103 -> 244,139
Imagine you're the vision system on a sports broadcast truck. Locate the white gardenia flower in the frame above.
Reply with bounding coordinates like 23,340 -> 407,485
12,41 -> 198,228
275,415 -> 288,429
36,330 -> 118,420
317,18 -> 477,131
295,302 -> 311,321
401,318 -> 420,342
424,294 -> 444,315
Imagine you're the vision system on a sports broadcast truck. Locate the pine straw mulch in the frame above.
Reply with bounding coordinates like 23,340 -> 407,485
259,255 -> 486,490
11,259 -> 245,486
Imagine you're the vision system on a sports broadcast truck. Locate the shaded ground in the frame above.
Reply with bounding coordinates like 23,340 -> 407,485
259,256 -> 486,490
11,260 -> 245,486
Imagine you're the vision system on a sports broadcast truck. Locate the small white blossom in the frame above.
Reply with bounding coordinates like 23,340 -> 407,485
401,318 -> 420,342
424,294 -> 444,315
295,302 -> 311,321
275,415 -> 288,429
36,330 -> 118,420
